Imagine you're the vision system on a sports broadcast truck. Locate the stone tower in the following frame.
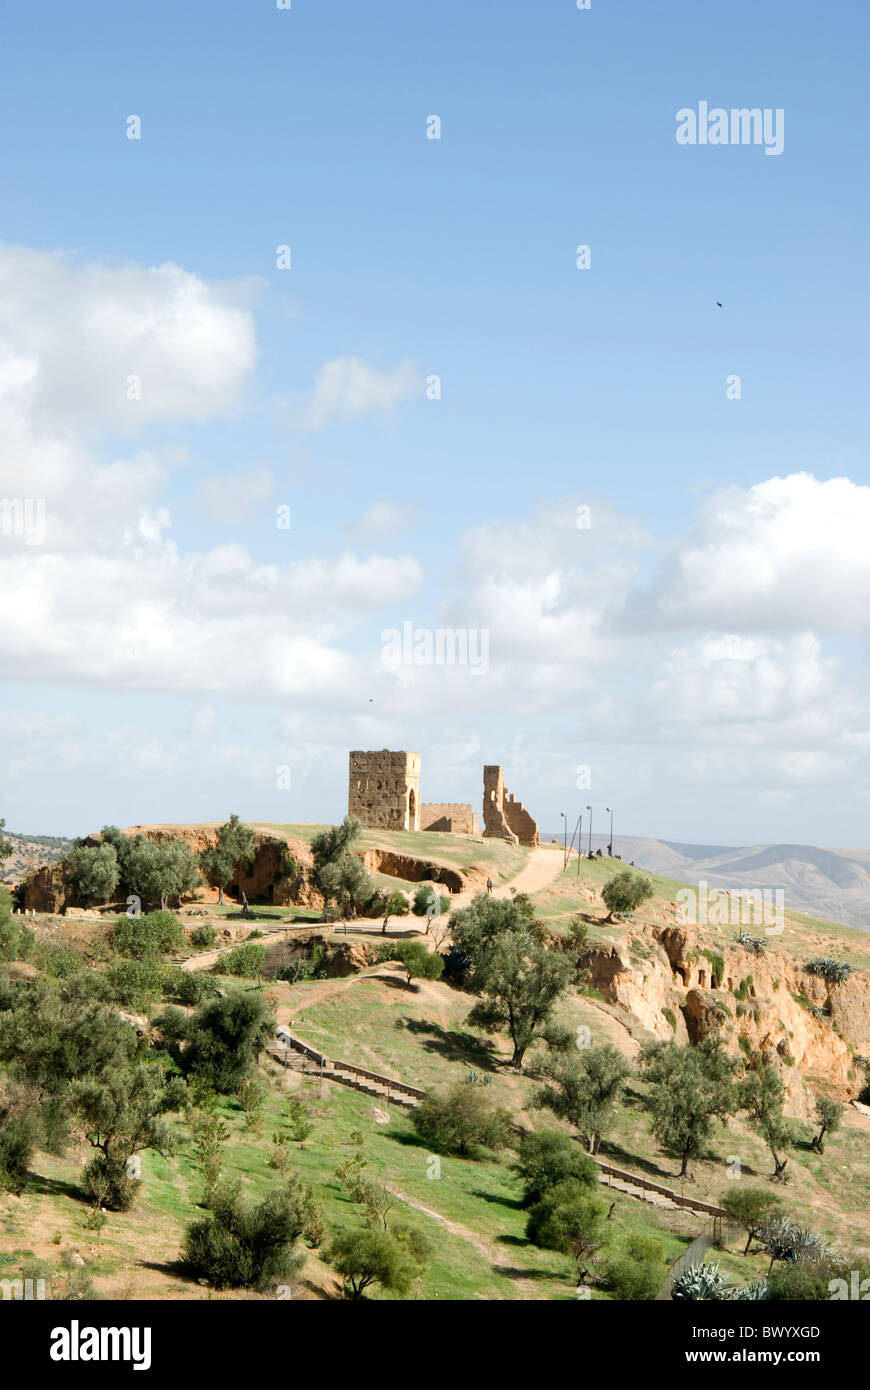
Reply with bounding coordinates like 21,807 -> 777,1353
482,765 -> 539,847
348,750 -> 421,832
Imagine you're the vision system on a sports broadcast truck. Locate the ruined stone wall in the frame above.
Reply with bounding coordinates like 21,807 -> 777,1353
348,750 -> 421,832
482,766 -> 517,842
504,795 -> 539,848
482,765 -> 539,847
420,803 -> 479,835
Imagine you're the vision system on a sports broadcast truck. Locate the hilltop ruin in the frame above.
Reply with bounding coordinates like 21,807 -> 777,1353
347,750 -> 537,845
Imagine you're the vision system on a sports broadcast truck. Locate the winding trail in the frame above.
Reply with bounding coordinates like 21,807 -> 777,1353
381,1182 -> 545,1300
453,843 -> 565,908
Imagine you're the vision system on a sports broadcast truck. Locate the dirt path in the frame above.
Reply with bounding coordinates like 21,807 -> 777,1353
382,1183 -> 545,1299
452,844 -> 565,908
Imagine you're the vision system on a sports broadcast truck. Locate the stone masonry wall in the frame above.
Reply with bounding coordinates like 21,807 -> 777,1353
348,750 -> 421,832
420,803 -> 480,835
482,764 -> 539,847
482,765 -> 518,843
504,795 -> 539,847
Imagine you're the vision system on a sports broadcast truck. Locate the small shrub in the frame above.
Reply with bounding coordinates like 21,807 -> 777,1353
285,1098 -> 314,1143
113,910 -> 185,959
604,1254 -> 662,1300
183,1178 -> 310,1290
169,968 -> 220,1007
514,1129 -> 598,1207
222,943 -> 267,979
412,1081 -> 511,1157
105,956 -> 166,1008
394,941 -> 444,989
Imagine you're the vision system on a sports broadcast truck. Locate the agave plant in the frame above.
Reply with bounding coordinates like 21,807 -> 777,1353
731,1278 -> 769,1300
734,930 -> 767,957
672,1260 -> 769,1301
757,1215 -> 829,1268
805,956 -> 853,985
671,1261 -> 734,1301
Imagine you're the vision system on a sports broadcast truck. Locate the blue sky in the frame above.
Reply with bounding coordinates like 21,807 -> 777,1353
1,0 -> 869,846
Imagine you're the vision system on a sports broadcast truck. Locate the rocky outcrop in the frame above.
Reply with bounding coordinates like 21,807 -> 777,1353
262,931 -> 377,980
356,848 -> 464,894
578,924 -> 866,1116
119,826 -> 314,908
683,988 -> 729,1044
323,941 -> 378,977
19,825 -> 320,913
19,860 -> 67,913
579,940 -> 690,1043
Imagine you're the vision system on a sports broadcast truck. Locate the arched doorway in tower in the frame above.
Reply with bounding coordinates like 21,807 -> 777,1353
408,788 -> 417,831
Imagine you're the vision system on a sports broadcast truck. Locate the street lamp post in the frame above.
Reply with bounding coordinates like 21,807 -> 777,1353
560,812 -> 567,869
586,806 -> 592,857
576,814 -> 583,875
606,806 -> 614,857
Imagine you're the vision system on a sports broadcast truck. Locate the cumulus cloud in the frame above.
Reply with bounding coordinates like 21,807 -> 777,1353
0,245 -> 257,434
0,247 -> 424,700
0,543 -> 422,696
633,473 -> 870,635
291,356 -> 421,430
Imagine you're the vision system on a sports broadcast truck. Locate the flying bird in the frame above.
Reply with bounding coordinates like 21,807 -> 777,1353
716,301 -> 723,308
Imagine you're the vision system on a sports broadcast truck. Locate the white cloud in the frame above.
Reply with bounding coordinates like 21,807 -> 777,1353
0,248 -> 425,700
0,245 -> 257,434
0,544 -> 422,696
635,473 -> 870,635
292,356 -> 421,430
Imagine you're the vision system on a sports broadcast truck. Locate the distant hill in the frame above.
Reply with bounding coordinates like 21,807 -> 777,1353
1,831 -> 74,884
543,830 -> 870,931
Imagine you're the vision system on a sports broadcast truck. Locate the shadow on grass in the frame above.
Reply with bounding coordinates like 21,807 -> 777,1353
388,1131 -> 491,1162
598,1141 -> 683,1184
601,1137 -> 766,1186
26,1173 -> 88,1203
494,1264 -> 554,1282
401,1018 -> 498,1070
222,911 -> 280,923
470,1189 -> 525,1212
140,1257 -> 189,1279
369,972 -> 418,991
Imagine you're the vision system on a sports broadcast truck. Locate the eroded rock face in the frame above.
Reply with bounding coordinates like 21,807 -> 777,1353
19,826 -> 319,913
124,827 -> 313,908
357,848 -> 464,894
683,988 -> 729,1044
579,941 -> 689,1043
323,941 -> 378,977
262,931 -> 376,980
19,860 -> 66,913
579,925 -> 865,1114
